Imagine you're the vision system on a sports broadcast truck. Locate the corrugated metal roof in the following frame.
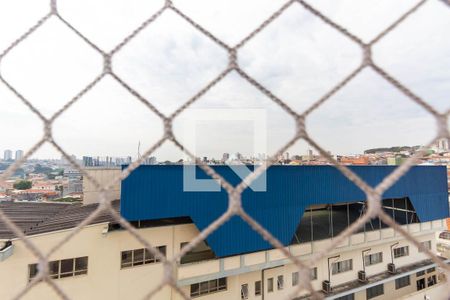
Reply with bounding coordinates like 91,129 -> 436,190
0,202 -> 71,239
0,200 -> 119,239
121,165 -> 449,257
25,200 -> 119,236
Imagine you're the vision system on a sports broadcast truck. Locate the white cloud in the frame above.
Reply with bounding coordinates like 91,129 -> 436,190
0,0 -> 448,159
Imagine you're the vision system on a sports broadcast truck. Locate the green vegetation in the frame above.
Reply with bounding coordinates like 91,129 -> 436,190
33,164 -> 53,175
13,180 -> 32,190
364,145 -> 421,154
33,164 -> 64,179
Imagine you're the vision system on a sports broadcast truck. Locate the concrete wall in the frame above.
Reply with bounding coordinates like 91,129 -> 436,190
400,281 -> 448,300
82,168 -> 121,205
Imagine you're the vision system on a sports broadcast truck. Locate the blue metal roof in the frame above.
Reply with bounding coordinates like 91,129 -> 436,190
120,165 -> 449,257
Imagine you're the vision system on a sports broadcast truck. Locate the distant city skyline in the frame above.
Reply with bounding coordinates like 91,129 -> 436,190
1,137 -> 449,162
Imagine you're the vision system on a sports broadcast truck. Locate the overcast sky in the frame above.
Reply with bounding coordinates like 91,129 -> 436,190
0,0 -> 449,161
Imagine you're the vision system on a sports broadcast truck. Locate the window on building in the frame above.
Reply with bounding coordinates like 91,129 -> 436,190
416,270 -> 425,277
364,252 -> 383,266
427,275 -> 437,287
417,278 -> 426,290
292,272 -> 299,286
29,256 -> 88,281
277,275 -> 284,290
292,267 -> 317,286
393,246 -> 409,258
439,231 -> 450,240
190,278 -> 227,298
427,267 -> 435,273
180,241 -> 215,264
437,242 -> 450,253
366,284 -> 384,299
120,246 -> 166,269
395,276 -> 410,289
241,284 -> 249,299
133,249 -> 144,266
28,264 -> 38,280
332,259 -> 353,275
310,267 -> 317,280
255,281 -> 262,296
49,260 -> 59,279
335,294 -> 355,300
419,241 -> 432,252
267,278 -> 273,293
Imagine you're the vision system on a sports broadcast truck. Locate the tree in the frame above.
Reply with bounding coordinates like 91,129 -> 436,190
33,164 -> 53,175
55,185 -> 64,195
13,180 -> 32,190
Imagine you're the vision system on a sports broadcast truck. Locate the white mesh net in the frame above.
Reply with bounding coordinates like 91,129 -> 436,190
0,0 -> 449,299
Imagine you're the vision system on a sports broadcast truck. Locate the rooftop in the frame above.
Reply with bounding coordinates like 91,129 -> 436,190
0,200 -> 119,240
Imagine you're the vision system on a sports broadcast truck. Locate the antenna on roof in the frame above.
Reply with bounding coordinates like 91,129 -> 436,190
138,141 -> 141,160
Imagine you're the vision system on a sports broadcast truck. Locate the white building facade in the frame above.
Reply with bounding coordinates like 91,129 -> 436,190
0,212 -> 447,300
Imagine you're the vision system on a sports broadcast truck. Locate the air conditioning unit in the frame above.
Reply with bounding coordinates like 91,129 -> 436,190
358,270 -> 367,282
322,280 -> 332,294
388,263 -> 396,274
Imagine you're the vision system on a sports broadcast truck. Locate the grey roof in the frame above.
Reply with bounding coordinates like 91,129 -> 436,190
0,200 -> 119,239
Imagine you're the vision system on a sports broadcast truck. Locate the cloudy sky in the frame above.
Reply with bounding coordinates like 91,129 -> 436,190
0,0 -> 449,161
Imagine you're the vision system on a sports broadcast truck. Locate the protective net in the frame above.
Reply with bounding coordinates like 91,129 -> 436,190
0,0 -> 449,299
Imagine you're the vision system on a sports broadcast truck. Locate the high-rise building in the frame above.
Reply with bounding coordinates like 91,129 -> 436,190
235,152 -> 242,160
144,156 -> 157,165
222,153 -> 230,162
83,156 -> 94,167
437,138 -> 449,151
14,150 -> 24,161
3,149 -> 12,161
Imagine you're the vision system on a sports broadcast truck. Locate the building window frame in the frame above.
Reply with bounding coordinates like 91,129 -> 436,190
366,284 -> 384,299
28,256 -> 88,281
439,231 -> 450,240
292,268 -> 316,286
241,283 -> 249,299
277,275 -> 284,290
393,246 -> 409,259
332,259 -> 353,275
427,275 -> 437,287
419,241 -> 432,252
395,275 -> 410,289
120,246 -> 166,269
190,277 -> 227,298
364,252 -> 383,266
292,272 -> 299,286
310,267 -> 317,280
335,294 -> 355,300
267,277 -> 274,293
255,280 -> 262,296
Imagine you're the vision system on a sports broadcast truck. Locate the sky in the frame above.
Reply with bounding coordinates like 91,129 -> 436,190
0,0 -> 449,161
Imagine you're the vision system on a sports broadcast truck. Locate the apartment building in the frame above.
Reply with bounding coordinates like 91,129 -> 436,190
0,165 -> 448,300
